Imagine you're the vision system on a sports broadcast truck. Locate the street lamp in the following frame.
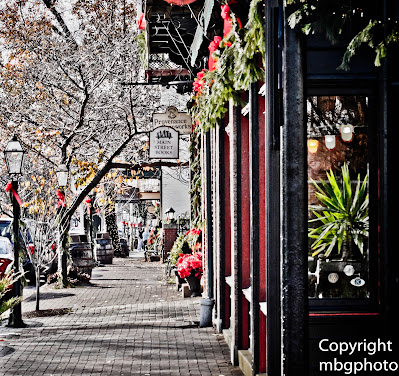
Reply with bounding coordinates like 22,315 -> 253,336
56,163 -> 68,287
4,135 -> 24,175
4,135 -> 25,328
165,207 -> 175,221
56,163 -> 69,188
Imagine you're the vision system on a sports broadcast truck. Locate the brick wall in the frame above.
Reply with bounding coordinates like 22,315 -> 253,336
163,224 -> 177,262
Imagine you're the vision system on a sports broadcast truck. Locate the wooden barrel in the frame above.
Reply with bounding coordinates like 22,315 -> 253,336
95,238 -> 114,264
70,242 -> 95,276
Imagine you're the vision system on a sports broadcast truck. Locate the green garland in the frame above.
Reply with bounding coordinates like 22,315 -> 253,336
234,0 -> 265,89
189,0 -> 265,131
136,30 -> 148,70
189,123 -> 203,228
286,0 -> 399,70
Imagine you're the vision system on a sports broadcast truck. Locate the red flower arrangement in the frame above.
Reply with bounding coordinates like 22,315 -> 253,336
185,228 -> 202,253
186,228 -> 201,236
176,252 -> 203,279
193,70 -> 207,95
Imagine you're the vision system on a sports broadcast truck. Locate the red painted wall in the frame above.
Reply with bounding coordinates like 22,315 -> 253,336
240,109 -> 251,289
240,104 -> 251,349
224,126 -> 232,328
258,88 -> 267,372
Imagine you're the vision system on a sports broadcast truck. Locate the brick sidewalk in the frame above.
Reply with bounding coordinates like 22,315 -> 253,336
0,258 -> 243,376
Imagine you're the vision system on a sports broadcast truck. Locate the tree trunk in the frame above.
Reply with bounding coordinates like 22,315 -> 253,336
341,233 -> 353,261
35,265 -> 40,311
106,206 -> 121,255
57,228 -> 69,287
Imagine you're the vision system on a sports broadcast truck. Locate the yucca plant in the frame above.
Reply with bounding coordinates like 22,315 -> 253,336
308,163 -> 369,260
0,269 -> 22,321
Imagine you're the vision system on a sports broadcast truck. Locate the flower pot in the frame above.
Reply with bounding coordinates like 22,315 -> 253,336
185,272 -> 201,297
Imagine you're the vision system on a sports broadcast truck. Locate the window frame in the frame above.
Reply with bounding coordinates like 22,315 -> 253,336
306,85 -> 380,312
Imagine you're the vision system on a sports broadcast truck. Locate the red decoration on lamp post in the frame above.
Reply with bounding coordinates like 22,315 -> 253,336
56,189 -> 66,208
85,197 -> 91,215
5,182 -> 23,206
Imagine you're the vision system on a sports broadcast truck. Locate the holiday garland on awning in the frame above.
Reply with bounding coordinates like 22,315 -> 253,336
188,0 -> 265,131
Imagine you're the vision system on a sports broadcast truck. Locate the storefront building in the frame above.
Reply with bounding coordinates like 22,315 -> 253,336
142,0 -> 398,374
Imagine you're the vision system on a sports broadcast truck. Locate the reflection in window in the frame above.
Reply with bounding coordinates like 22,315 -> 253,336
307,96 -> 369,299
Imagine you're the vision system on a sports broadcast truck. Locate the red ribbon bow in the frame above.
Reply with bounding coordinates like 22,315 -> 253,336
5,183 -> 22,206
208,36 -> 222,71
56,189 -> 66,208
220,4 -> 242,47
85,197 -> 91,215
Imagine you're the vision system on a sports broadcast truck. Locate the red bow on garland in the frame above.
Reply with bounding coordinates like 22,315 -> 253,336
220,4 -> 242,47
5,183 -> 22,206
208,36 -> 222,71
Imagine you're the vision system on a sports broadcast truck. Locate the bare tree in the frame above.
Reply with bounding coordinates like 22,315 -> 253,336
0,0 -> 162,285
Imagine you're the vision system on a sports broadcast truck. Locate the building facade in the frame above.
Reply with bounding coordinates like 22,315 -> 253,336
143,0 -> 398,375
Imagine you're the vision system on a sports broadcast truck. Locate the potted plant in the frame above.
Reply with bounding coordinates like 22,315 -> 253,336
0,270 -> 22,322
308,163 -> 369,298
167,228 -> 202,289
176,252 -> 203,297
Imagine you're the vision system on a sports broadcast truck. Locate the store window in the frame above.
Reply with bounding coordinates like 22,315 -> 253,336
307,95 -> 371,300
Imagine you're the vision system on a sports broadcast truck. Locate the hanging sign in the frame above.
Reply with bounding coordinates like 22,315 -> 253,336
152,106 -> 192,135
149,126 -> 179,159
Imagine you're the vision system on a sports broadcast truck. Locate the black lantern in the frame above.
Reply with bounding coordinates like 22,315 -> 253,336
165,207 -> 175,220
4,135 -> 24,176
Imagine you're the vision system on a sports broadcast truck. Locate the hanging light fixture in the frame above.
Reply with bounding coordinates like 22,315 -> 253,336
340,124 -> 354,142
324,135 -> 336,150
307,139 -> 319,154
4,135 -> 25,175
56,164 -> 69,188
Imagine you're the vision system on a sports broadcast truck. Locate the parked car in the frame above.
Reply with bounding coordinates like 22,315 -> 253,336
0,236 -> 14,301
0,217 -> 35,284
0,236 -> 14,276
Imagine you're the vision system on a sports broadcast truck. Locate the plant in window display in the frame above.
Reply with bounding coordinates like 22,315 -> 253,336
308,163 -> 369,299
309,162 -> 369,261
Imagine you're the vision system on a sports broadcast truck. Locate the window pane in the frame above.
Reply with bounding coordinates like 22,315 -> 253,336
307,96 -> 369,299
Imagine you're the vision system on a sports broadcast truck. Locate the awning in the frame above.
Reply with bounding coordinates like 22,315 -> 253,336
190,0 -> 214,66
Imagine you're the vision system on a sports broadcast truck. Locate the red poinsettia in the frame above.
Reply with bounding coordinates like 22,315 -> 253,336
193,70 -> 207,94
176,252 -> 203,279
186,228 -> 201,236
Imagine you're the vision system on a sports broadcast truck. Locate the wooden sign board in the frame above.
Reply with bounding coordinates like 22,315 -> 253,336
152,106 -> 192,135
149,126 -> 179,159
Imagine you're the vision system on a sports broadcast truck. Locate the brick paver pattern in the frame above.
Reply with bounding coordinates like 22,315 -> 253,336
0,258 -> 243,376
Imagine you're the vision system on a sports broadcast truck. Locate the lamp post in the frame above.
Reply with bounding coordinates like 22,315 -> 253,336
4,135 -> 26,328
56,163 -> 68,287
